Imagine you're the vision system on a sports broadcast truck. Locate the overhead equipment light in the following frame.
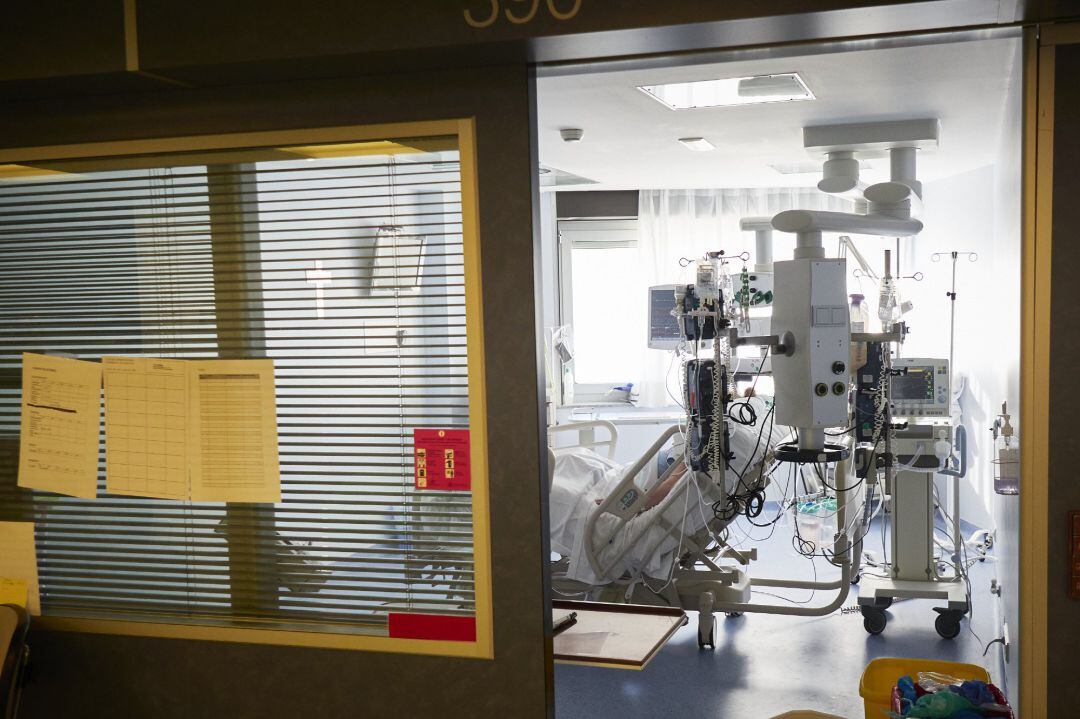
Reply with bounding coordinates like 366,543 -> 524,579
638,73 -> 814,110
677,137 -> 716,152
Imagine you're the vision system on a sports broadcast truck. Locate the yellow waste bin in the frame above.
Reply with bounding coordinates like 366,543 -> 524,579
859,657 -> 991,718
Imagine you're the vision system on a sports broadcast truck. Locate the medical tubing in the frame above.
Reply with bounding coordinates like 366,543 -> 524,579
708,333 -> 725,478
894,444 -> 926,471
938,423 -> 967,565
640,475 -> 699,596
716,450 -> 857,616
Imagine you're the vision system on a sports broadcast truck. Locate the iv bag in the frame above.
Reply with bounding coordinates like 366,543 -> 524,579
877,277 -> 899,327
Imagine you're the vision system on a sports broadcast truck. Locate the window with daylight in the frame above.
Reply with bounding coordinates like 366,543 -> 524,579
0,125 -> 491,654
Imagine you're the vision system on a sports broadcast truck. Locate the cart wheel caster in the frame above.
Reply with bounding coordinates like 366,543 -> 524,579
697,622 -> 716,649
861,606 -> 887,635
851,572 -> 862,585
697,591 -> 716,650
725,612 -> 743,619
934,611 -> 962,640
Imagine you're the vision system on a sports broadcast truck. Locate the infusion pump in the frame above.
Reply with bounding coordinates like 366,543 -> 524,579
891,357 -> 950,418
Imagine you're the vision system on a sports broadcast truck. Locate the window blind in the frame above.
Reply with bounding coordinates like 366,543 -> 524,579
0,137 -> 477,634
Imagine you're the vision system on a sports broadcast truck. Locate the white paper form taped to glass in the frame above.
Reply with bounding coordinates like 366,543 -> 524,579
103,356 -> 280,503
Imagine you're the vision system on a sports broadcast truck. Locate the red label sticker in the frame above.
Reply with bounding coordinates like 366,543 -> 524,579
388,613 -> 477,642
413,428 -> 471,491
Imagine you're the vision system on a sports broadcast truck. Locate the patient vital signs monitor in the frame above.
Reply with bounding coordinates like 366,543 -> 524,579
891,357 -> 950,417
648,284 -> 682,350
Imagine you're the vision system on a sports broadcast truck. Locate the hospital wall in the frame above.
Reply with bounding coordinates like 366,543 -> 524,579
540,192 -> 559,332
909,159 -> 1022,693
989,41 -> 1023,700
2,64 -> 554,719
904,164 -> 1001,532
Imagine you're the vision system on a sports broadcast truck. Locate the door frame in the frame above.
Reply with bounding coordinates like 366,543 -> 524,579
537,24 -> 1049,716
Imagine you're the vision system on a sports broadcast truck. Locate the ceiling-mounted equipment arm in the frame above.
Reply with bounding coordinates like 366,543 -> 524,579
739,217 -> 774,272
771,209 -> 924,238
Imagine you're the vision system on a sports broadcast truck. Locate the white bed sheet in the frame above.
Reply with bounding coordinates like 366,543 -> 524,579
550,406 -> 784,585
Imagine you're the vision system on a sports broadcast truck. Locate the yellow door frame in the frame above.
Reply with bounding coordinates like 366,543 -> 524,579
1017,20 -> 1079,719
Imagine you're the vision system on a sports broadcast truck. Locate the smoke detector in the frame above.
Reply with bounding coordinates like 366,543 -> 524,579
560,128 -> 584,143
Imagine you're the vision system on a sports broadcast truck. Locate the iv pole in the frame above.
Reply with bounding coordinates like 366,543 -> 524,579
931,250 -> 978,567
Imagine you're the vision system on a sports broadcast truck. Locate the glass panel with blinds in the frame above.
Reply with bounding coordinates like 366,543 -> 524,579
0,135 -> 480,638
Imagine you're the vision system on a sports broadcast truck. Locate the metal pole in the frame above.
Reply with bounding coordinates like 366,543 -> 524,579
948,251 -> 957,386
948,251 -> 961,567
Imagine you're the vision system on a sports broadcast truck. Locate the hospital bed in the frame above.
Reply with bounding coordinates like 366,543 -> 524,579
547,421 -> 757,647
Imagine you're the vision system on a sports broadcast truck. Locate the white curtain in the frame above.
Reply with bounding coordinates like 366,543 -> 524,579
636,188 -> 851,406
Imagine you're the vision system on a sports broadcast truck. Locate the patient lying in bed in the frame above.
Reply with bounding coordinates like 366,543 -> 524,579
550,402 -> 782,585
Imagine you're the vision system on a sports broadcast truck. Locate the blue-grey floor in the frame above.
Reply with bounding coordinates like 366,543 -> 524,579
555,511 -> 1001,719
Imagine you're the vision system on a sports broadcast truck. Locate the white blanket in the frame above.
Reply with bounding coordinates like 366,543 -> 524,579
551,410 -> 782,585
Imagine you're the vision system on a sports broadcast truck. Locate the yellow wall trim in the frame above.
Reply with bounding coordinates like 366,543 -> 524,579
1020,26 -> 1050,719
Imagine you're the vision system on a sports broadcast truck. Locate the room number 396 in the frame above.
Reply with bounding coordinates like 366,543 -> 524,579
464,0 -> 582,27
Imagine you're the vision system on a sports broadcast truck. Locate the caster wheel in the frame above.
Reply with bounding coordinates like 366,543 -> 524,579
697,622 -> 716,649
725,612 -> 744,619
697,592 -> 715,650
862,607 -> 887,635
935,613 -> 962,640
851,572 -> 862,586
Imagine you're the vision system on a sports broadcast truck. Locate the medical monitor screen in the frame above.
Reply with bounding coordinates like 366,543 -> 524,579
648,286 -> 681,349
892,366 -> 935,401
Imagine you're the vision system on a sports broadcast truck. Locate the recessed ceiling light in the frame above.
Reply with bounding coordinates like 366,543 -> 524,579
539,165 -> 598,188
639,73 -> 814,110
678,137 -> 716,152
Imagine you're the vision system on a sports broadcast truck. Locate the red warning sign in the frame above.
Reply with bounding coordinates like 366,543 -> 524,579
388,612 -> 477,642
413,428 -> 471,491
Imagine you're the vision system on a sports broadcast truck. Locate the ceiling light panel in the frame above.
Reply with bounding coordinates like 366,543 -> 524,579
678,137 -> 716,152
639,73 -> 814,110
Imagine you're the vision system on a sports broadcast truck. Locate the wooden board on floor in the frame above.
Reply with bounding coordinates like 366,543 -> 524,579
552,600 -> 685,670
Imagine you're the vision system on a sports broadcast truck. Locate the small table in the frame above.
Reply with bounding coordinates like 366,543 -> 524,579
552,600 -> 685,670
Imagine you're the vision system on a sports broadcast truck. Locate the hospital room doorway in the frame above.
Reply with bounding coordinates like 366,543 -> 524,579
535,29 -> 1025,718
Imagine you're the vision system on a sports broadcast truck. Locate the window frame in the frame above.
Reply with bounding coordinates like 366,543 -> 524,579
0,119 -> 494,659
555,217 -> 640,405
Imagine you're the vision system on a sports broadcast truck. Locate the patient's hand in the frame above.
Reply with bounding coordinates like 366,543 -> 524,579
643,462 -> 689,510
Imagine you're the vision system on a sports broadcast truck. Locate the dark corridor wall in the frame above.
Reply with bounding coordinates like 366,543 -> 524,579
0,66 -> 553,719
1046,42 -> 1080,719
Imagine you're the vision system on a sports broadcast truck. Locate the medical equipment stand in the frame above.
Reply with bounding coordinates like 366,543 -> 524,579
931,249 -> 978,567
857,340 -> 969,638
857,466 -> 969,638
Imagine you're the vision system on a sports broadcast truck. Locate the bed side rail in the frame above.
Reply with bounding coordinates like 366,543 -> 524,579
548,419 -> 619,459
583,423 -> 687,580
